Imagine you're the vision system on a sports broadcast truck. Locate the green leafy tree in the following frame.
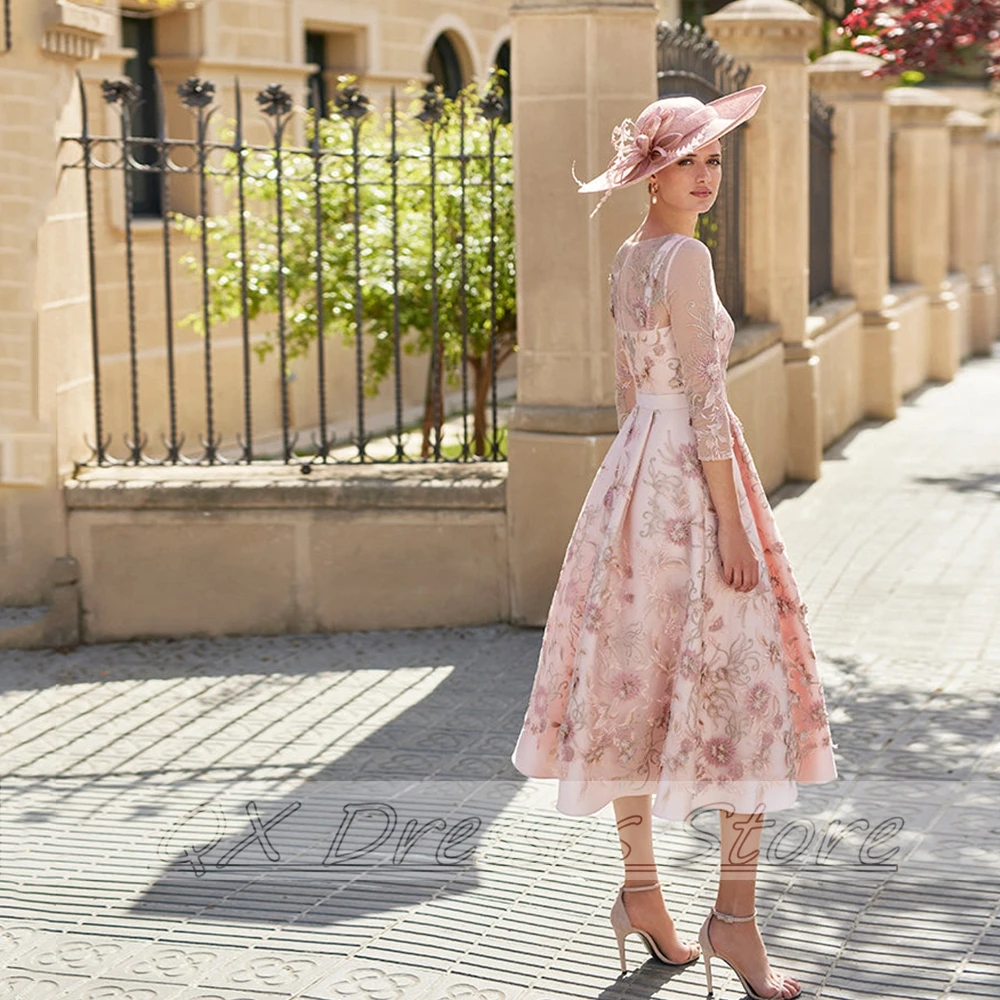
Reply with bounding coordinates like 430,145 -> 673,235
176,78 -> 515,458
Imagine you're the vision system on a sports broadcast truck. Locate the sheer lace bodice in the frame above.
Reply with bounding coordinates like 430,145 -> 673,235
610,234 -> 735,461
512,234 -> 838,821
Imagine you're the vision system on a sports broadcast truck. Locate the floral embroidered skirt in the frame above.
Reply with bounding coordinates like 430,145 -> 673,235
510,393 -> 839,821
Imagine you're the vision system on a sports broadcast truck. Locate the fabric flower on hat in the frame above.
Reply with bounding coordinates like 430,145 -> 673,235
608,109 -> 685,186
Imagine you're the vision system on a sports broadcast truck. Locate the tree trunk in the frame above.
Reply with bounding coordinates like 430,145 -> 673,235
420,340 -> 446,459
469,334 -> 514,458
472,356 -> 490,457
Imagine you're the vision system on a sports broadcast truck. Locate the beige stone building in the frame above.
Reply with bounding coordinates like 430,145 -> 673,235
2,0 -> 514,636
2,0 -> 998,646
112,0 -> 514,109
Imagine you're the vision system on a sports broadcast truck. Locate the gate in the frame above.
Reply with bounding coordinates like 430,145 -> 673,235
809,90 -> 835,303
656,21 -> 750,326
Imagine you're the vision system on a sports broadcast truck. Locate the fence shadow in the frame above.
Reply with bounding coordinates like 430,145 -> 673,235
4,627 -> 999,997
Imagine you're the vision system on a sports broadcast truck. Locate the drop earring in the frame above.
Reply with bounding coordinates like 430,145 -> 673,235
648,179 -> 659,204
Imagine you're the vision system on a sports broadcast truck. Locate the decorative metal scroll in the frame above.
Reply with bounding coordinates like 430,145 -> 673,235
657,20 -> 750,103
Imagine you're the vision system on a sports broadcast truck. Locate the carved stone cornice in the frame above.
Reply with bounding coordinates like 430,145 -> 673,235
946,108 -> 988,142
509,405 -> 619,435
41,0 -> 114,61
886,86 -> 954,128
510,1 -> 655,12
150,55 -> 313,79
704,0 -> 820,59
809,51 -> 891,101
783,340 -> 818,363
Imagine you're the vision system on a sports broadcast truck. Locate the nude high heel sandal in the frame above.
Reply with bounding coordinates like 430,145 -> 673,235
698,907 -> 802,999
610,880 -> 701,974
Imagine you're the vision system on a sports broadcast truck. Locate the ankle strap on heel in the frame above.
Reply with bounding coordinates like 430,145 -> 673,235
621,880 -> 661,892
711,906 -> 757,922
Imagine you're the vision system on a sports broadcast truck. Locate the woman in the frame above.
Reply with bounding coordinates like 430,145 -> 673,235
510,85 -> 839,1000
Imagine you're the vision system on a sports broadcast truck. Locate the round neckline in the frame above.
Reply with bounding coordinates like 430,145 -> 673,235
626,231 -> 687,245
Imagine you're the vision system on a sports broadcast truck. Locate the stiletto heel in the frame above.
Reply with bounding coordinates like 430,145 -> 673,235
697,907 -> 801,1000
609,880 -> 701,973
615,929 -> 628,973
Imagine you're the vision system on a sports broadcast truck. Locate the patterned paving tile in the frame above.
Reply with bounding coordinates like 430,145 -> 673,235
4,351 -> 1000,997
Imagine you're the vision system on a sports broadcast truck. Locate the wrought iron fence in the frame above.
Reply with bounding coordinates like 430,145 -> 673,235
657,20 -> 750,327
809,90 -> 835,304
62,72 -> 514,467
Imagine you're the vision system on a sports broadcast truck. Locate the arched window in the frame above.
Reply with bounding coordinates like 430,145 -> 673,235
426,32 -> 464,99
493,40 -> 511,124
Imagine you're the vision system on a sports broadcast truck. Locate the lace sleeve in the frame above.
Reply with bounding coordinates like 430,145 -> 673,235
664,238 -> 734,461
614,331 -> 636,430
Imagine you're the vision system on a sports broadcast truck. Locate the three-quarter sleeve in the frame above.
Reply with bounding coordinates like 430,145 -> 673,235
614,332 -> 636,430
664,238 -> 734,461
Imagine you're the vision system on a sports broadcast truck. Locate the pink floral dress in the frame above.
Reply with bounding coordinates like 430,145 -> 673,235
511,233 -> 839,821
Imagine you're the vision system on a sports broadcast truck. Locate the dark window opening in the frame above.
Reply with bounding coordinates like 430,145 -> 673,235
3,0 -> 12,53
427,33 -> 463,99
305,30 -> 328,118
678,0 -> 730,27
493,40 -> 511,124
121,13 -> 161,217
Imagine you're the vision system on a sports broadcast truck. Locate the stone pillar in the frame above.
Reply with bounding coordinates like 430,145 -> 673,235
656,0 -> 682,23
989,132 -> 1000,339
0,1 -> 110,616
704,0 -> 821,481
809,51 -> 897,419
947,109 -> 998,356
506,0 -> 657,625
886,87 -> 960,381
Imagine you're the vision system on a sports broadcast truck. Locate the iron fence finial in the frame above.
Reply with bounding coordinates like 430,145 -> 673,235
416,87 -> 446,125
334,83 -> 370,120
102,78 -> 141,110
257,83 -> 294,118
178,77 -> 215,109
479,87 -> 506,122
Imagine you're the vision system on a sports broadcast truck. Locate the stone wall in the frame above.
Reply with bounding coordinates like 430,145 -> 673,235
65,464 -> 508,641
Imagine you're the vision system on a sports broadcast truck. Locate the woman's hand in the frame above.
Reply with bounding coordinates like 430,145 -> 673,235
700,457 -> 760,592
717,516 -> 759,592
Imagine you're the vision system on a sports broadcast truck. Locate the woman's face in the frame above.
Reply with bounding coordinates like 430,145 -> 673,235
652,139 -> 723,213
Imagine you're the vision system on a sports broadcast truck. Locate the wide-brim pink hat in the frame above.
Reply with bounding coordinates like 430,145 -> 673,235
575,84 -> 766,209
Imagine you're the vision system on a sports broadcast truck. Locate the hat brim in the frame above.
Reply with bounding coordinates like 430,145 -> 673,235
576,84 -> 766,195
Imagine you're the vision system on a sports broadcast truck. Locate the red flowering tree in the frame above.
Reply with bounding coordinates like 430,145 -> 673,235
839,0 -> 1000,78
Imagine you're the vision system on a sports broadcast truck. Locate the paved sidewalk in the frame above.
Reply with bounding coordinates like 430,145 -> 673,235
3,346 -> 1000,1000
